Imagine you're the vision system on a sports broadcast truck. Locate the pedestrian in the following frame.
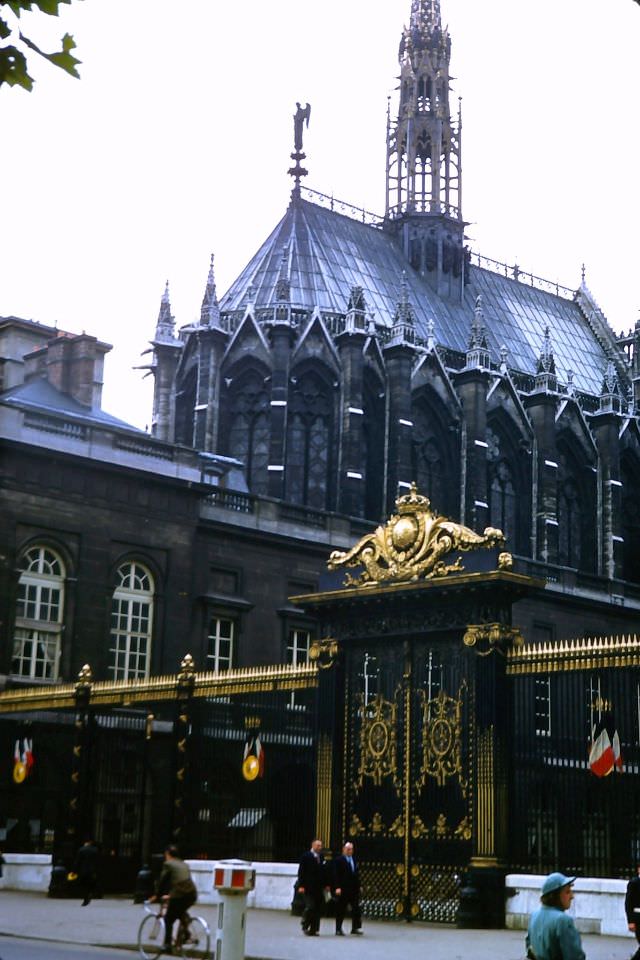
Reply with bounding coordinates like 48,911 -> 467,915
333,841 -> 363,936
625,862 -> 640,960
75,838 -> 99,906
297,838 -> 329,936
526,872 -> 585,960
149,843 -> 197,954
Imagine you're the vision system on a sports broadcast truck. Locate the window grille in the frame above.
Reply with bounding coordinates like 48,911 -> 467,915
206,616 -> 234,672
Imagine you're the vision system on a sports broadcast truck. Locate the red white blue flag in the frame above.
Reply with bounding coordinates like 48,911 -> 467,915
589,712 -> 622,777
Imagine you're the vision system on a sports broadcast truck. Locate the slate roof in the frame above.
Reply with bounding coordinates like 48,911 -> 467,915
0,377 -> 143,431
220,197 -> 618,397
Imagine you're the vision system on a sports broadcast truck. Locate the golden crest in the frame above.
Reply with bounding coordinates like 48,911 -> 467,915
416,685 -> 467,795
356,692 -> 401,793
328,482 -> 504,586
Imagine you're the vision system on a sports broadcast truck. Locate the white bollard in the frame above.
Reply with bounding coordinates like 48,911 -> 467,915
213,859 -> 256,960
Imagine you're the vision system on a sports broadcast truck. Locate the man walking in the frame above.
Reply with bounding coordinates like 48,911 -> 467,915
297,838 -> 328,936
626,862 -> 640,960
75,838 -> 99,906
333,841 -> 362,936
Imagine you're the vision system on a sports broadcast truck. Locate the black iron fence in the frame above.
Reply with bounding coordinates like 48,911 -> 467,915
508,635 -> 640,878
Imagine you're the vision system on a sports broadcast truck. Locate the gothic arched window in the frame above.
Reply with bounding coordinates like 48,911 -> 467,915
109,562 -> 154,680
411,394 -> 454,517
224,369 -> 270,496
490,461 -> 517,544
286,370 -> 333,510
621,454 -> 640,583
558,477 -> 581,568
12,545 -> 65,680
363,369 -> 385,521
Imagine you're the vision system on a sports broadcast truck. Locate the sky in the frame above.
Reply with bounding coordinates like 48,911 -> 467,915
2,0 -> 639,429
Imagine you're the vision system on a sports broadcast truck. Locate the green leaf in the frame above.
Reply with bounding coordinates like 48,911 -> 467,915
0,18 -> 12,40
0,44 -> 34,89
18,29 -> 81,77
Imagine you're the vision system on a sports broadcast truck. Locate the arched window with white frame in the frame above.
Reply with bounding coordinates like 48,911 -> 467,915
12,545 -> 65,680
109,561 -> 154,680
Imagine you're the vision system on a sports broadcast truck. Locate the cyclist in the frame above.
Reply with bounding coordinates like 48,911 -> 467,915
149,844 -> 197,953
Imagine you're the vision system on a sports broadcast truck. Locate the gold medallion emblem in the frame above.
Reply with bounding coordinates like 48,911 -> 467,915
13,761 -> 27,784
242,755 -> 259,781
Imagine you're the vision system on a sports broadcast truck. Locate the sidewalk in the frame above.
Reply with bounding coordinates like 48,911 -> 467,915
0,891 -> 632,959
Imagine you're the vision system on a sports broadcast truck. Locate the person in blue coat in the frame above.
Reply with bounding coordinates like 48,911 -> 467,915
526,873 -> 585,960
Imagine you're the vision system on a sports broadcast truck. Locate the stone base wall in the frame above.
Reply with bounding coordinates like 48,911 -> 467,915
188,860 -> 298,909
506,873 -> 629,937
0,854 -> 52,892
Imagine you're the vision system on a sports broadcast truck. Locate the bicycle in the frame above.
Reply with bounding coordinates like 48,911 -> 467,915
138,900 -> 211,959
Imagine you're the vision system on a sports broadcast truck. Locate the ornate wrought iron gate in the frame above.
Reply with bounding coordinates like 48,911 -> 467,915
344,636 -> 471,922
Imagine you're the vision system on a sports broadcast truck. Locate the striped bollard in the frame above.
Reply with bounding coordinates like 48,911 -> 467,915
213,859 -> 256,960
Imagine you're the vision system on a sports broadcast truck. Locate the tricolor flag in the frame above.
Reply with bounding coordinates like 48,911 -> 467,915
589,711 -> 622,777
242,734 -> 265,781
12,738 -> 34,784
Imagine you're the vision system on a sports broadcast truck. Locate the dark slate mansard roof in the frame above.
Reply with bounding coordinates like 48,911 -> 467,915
219,194 -> 625,400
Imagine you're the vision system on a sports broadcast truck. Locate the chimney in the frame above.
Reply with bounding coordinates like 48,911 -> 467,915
25,332 -> 111,408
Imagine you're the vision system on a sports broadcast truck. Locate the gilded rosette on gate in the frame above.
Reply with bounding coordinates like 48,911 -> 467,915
328,483 -> 505,586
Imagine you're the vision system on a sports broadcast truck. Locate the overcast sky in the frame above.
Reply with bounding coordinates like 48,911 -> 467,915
2,0 -> 639,428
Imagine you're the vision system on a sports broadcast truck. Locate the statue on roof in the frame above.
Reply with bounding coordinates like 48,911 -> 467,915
293,102 -> 311,152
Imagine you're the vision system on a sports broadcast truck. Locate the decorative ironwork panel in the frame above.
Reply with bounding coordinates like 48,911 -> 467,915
344,636 -> 470,921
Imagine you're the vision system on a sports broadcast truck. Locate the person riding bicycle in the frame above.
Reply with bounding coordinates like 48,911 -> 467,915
149,844 -> 197,953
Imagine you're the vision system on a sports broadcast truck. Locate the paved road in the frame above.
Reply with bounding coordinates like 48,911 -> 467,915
0,939 -> 131,960
0,892 -> 633,960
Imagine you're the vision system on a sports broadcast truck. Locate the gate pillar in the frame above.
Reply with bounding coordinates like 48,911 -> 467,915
171,654 -> 196,847
309,637 -> 344,854
458,622 -> 523,928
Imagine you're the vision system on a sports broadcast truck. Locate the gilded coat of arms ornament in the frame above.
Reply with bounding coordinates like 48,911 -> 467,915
356,692 -> 401,793
416,685 -> 467,795
328,483 -> 504,586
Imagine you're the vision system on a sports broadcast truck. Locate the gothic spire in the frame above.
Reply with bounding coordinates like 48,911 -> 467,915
465,295 -> 490,368
534,325 -> 557,391
200,253 -> 221,328
345,285 -> 367,332
390,273 -> 416,345
154,281 -> 176,342
599,356 -> 623,414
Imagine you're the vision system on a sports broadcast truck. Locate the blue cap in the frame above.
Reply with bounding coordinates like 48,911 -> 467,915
541,872 -> 576,896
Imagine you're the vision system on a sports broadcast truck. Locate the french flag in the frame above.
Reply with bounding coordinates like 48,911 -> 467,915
589,712 -> 622,777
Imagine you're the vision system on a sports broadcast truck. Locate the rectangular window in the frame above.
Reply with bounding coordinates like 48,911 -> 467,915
12,628 -> 60,680
286,628 -> 311,709
109,596 -> 152,680
534,677 -> 551,736
286,628 -> 310,666
207,616 -> 234,671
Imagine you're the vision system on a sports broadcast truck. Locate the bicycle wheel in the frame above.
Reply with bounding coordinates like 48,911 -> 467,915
176,914 -> 211,959
138,913 -> 166,960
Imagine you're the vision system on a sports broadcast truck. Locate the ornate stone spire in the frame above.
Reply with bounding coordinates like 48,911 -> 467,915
599,356 -> 623,414
345,286 -> 367,332
534,325 -> 557,391
390,272 -> 416,345
200,253 -> 221,328
154,281 -> 176,342
465,295 -> 490,368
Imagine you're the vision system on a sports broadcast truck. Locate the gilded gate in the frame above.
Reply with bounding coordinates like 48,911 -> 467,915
344,637 -> 471,922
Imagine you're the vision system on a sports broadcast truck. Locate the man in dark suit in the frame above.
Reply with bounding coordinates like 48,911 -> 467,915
625,862 -> 640,960
333,841 -> 362,936
75,838 -> 99,906
297,838 -> 328,936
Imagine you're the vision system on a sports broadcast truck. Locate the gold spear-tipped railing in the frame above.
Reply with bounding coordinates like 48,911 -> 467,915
506,633 -> 640,675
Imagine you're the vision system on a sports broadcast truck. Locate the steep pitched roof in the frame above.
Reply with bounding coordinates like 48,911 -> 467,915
220,197 -> 615,397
